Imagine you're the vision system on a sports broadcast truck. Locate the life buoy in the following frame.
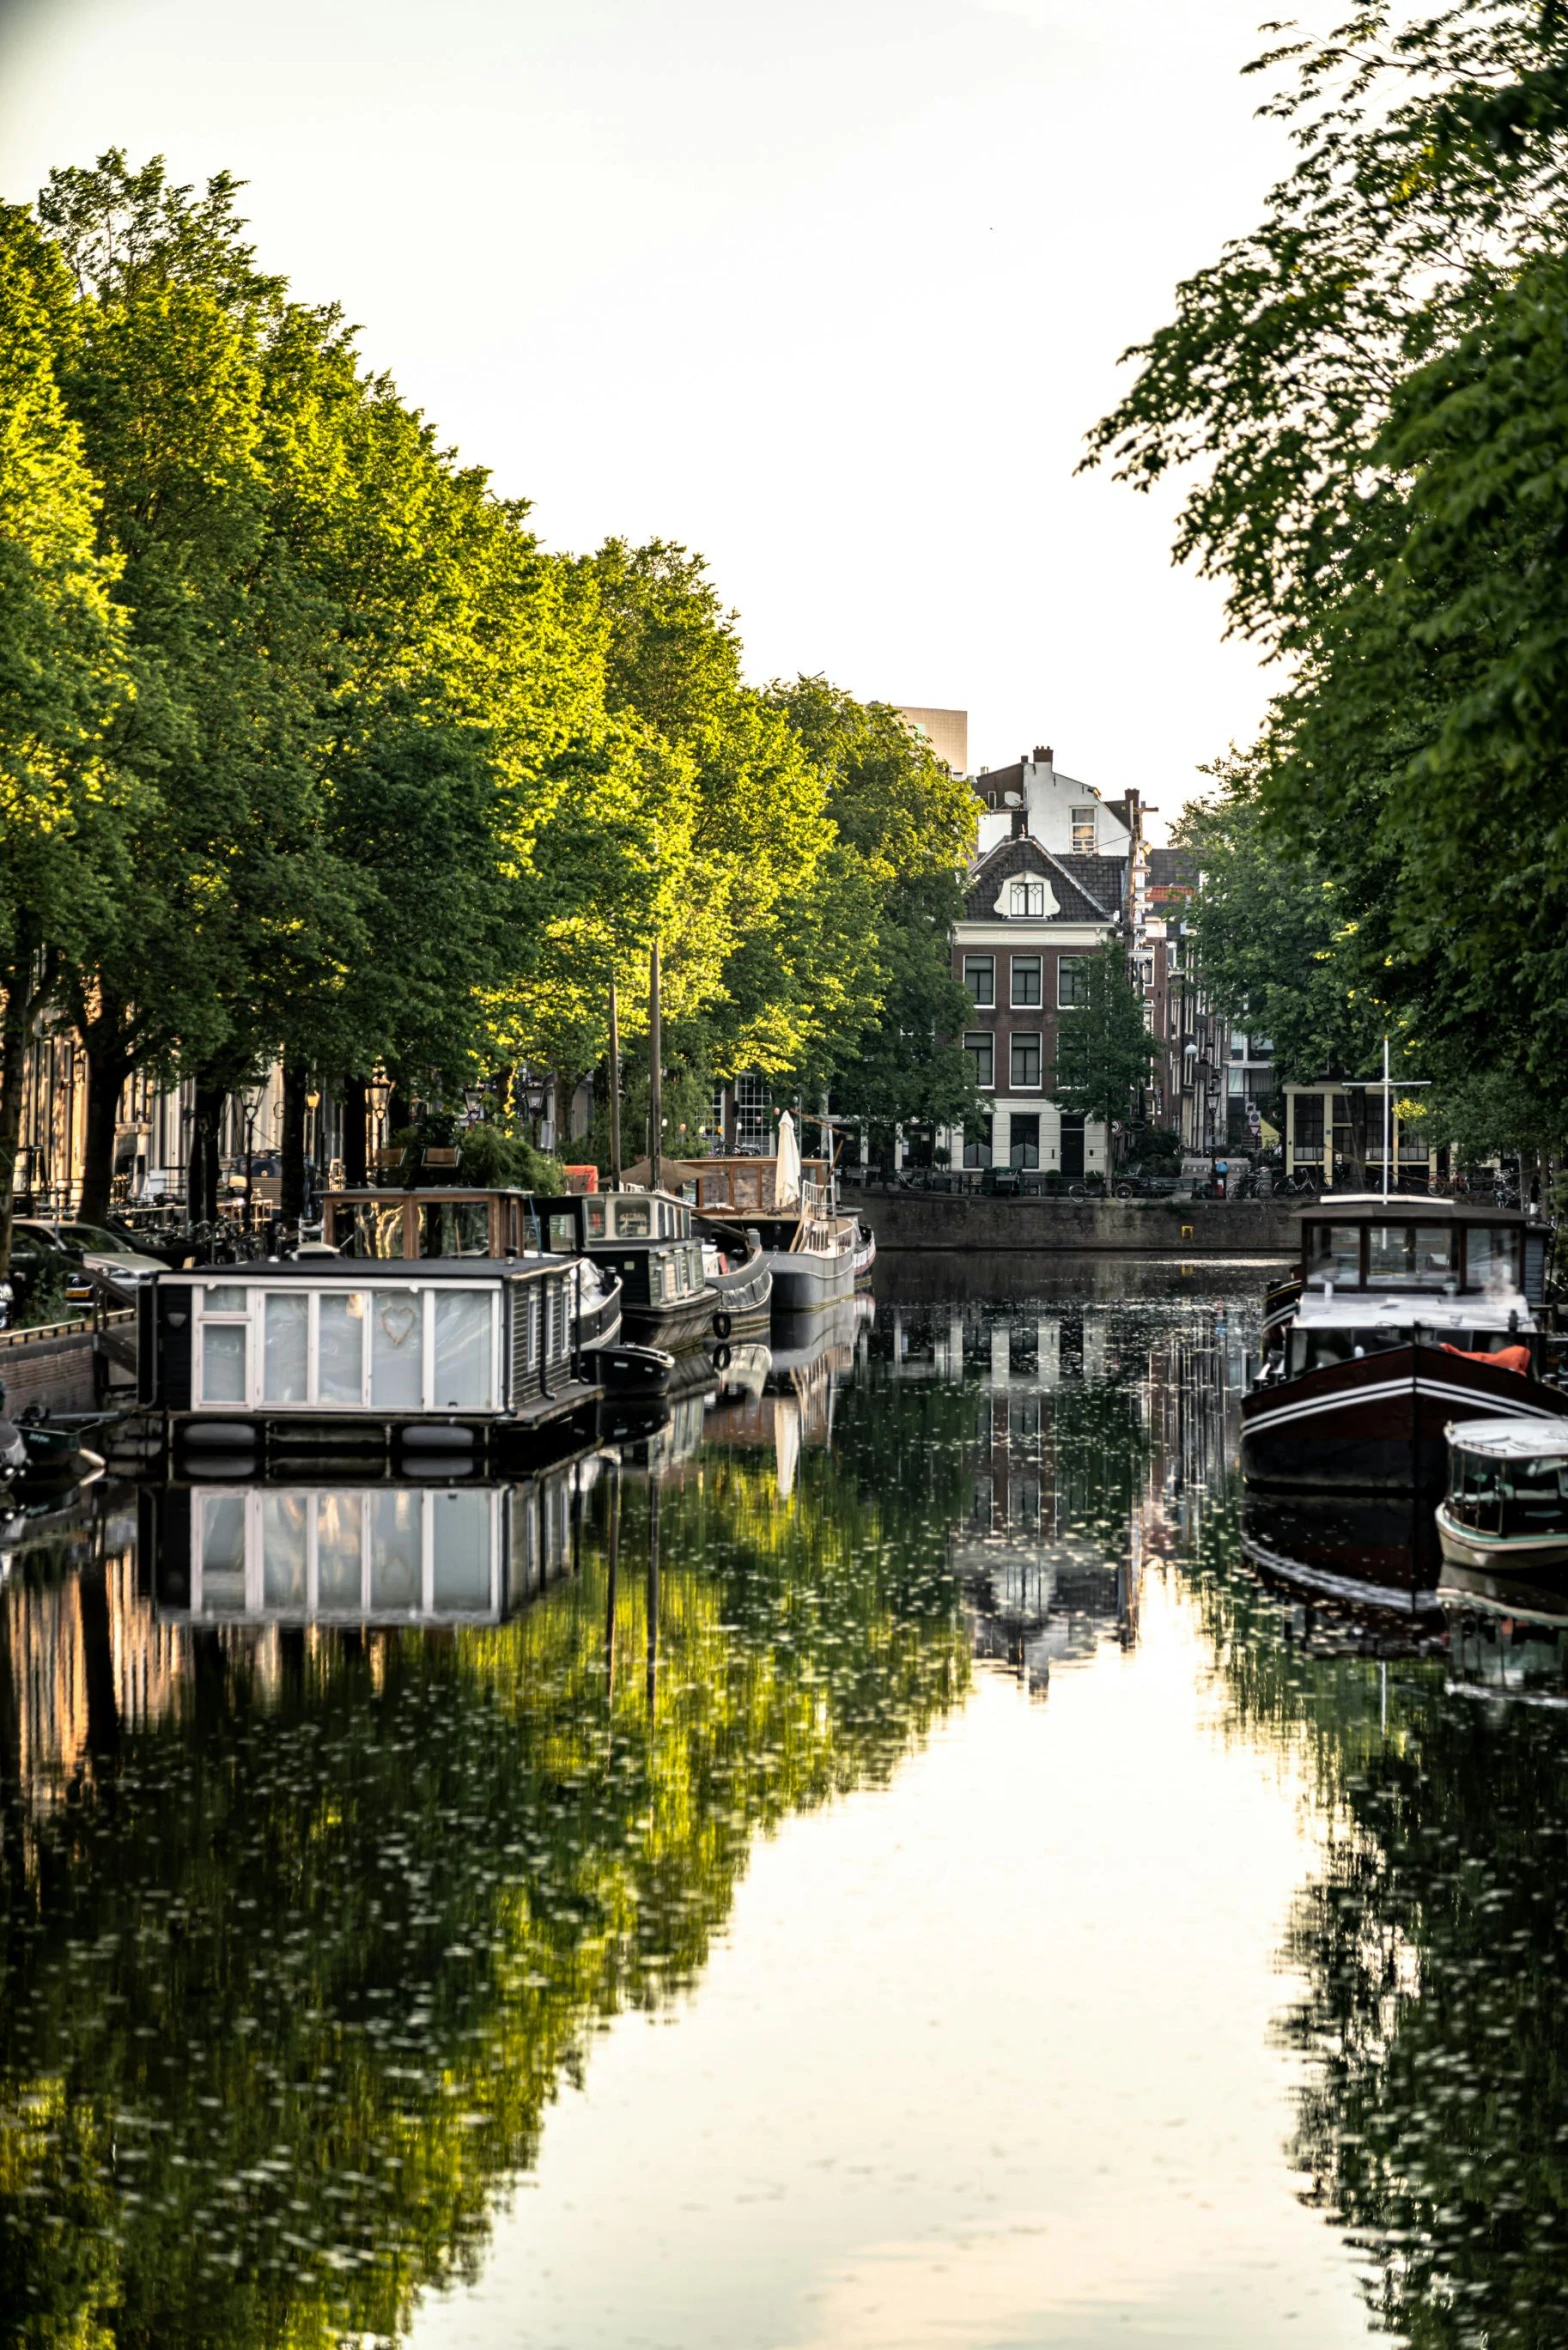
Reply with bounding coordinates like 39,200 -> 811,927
713,1309 -> 733,1340
712,1341 -> 732,1371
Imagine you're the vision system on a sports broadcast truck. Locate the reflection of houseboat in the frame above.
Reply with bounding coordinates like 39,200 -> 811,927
1437,1420 -> 1568,1574
1242,1200 -> 1566,1493
1442,1567 -> 1568,1704
1240,1490 -> 1444,1618
141,1465 -> 584,1626
138,1255 -> 594,1469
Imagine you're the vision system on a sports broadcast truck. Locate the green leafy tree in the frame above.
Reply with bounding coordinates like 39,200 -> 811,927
0,204 -> 131,1274
1051,947 -> 1154,1159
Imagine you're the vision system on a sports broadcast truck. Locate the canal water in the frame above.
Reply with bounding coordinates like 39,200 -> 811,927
1,1266 -> 1563,2349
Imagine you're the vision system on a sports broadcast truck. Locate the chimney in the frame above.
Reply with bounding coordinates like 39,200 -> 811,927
1033,744 -> 1054,765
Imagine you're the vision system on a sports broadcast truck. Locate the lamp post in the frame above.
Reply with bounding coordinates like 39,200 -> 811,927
368,1072 -> 391,1167
305,1084 -> 321,1222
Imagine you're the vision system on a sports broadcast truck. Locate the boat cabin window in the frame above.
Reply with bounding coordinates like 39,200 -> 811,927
1448,1450 -> 1503,1533
1466,1227 -> 1521,1293
1286,1326 -> 1406,1374
617,1200 -> 652,1238
1501,1454 -> 1568,1534
584,1200 -> 608,1239
546,1211 -> 578,1254
1367,1224 -> 1454,1285
1308,1225 -> 1362,1284
417,1200 -> 490,1258
334,1201 -> 409,1258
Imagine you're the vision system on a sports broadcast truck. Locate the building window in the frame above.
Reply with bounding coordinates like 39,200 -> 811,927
1008,1112 -> 1040,1168
1058,956 -> 1089,1008
1071,806 -> 1095,853
962,954 -> 995,1008
964,1033 -> 995,1091
1010,955 -> 1042,1007
963,1115 -> 993,1170
734,1071 -> 769,1155
1010,1033 -> 1042,1089
1228,1066 -> 1244,1095
1230,1030 -> 1246,1060
1009,880 -> 1046,917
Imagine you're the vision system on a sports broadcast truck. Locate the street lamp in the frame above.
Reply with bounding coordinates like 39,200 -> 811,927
368,1071 -> 392,1163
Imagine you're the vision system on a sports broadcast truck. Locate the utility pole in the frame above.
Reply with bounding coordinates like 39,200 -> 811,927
648,938 -> 662,1195
607,974 -> 622,1193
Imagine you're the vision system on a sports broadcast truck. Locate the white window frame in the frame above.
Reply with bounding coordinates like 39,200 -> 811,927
962,953 -> 995,1008
189,1280 -> 502,1413
1057,955 -> 1089,1009
1010,1032 -> 1043,1090
963,1032 -> 995,1091
1009,880 -> 1046,918
189,1485 -> 504,1620
1070,806 -> 1096,853
1010,954 -> 1043,1009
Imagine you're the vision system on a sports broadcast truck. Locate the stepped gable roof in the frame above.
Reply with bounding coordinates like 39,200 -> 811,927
961,834 -> 1127,924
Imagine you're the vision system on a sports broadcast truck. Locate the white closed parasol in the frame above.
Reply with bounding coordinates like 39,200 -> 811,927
774,1109 -> 802,1208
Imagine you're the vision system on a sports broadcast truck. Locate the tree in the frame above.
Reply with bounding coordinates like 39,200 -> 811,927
766,677 -> 978,1154
0,204 -> 131,1274
1051,947 -> 1154,1156
1086,6 -> 1568,1146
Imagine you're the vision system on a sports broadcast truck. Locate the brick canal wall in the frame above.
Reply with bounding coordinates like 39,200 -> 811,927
855,1193 -> 1299,1256
0,1312 -> 137,1416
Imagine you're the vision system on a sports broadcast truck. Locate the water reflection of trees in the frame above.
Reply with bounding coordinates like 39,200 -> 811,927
1184,1499 -> 1568,2349
0,1423 -> 969,2347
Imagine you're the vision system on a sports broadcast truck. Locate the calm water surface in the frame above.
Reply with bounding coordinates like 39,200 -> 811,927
2,1270 -> 1564,2348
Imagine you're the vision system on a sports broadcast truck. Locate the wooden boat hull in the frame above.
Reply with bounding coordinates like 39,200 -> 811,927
1242,1342 -> 1568,1494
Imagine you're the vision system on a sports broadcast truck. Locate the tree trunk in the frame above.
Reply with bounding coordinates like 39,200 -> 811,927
0,931 -> 44,1278
78,1031 -> 132,1225
186,1080 -> 225,1224
280,1061 -> 308,1227
342,1075 -> 368,1189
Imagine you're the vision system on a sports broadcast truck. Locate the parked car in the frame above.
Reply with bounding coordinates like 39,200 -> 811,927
6,1224 -> 91,1316
14,1218 -> 163,1300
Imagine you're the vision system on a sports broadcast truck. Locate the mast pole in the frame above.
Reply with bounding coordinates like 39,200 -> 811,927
649,939 -> 662,1195
607,973 -> 622,1193
1383,1034 -> 1391,1205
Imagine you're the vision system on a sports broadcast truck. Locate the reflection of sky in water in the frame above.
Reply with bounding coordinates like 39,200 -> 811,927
2,1277 -> 1563,2349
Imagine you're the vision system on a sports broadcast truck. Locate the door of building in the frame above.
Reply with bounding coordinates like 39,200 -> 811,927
1060,1114 -> 1085,1178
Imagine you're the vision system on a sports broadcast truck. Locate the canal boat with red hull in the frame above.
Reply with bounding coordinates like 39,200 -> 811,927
1241,1198 -> 1565,1494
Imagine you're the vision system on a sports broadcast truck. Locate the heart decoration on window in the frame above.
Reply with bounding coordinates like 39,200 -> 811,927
379,1300 -> 419,1348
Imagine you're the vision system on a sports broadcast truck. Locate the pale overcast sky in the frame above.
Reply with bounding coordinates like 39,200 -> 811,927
0,0 -> 1334,832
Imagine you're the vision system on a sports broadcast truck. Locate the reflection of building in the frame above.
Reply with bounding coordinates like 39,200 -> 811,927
876,1297 -> 1245,1695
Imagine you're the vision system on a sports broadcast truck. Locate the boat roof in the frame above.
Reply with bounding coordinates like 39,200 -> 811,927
1445,1418 -> 1568,1459
1295,1195 -> 1533,1225
160,1255 -> 573,1280
1297,1291 -> 1534,1330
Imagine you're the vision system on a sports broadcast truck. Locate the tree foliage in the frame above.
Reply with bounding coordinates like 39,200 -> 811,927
1092,4 -> 1568,1150
1050,947 -> 1154,1146
0,157 -> 976,1250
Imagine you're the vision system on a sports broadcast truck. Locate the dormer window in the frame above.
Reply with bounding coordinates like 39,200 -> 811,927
1009,881 -> 1046,917
1071,806 -> 1096,853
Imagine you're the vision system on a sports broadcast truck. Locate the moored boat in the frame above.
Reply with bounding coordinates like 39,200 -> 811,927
1242,1198 -> 1566,1493
1437,1419 -> 1568,1575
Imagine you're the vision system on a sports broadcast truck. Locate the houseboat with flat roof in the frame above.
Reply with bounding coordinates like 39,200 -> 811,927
534,1186 -> 771,1346
1242,1197 -> 1566,1493
137,1252 -> 595,1472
